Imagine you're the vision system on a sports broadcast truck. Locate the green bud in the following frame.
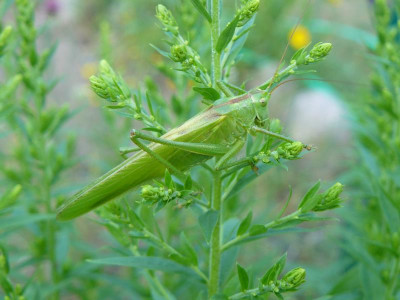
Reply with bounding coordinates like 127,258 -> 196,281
324,182 -> 343,201
141,185 -> 161,202
15,284 -> 22,295
0,255 -> 6,272
313,182 -> 343,211
99,60 -> 114,76
391,232 -> 399,250
156,5 -> 178,34
170,44 -> 188,63
238,0 -> 260,27
309,42 -> 332,59
305,42 -> 332,64
89,75 -> 109,99
0,184 -> 22,211
0,26 -> 13,51
282,267 -> 306,289
279,142 -> 304,160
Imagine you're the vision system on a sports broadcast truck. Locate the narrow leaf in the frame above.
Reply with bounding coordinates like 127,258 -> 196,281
237,211 -> 252,236
237,263 -> 249,291
193,87 -> 220,101
216,15 -> 240,53
199,210 -> 219,243
190,0 -> 212,23
180,233 -> 198,266
298,181 -> 321,212
261,253 -> 287,285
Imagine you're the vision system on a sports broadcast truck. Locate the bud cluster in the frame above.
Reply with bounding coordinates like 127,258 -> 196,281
313,182 -> 343,212
253,142 -> 304,164
168,40 -> 210,84
141,185 -> 182,204
156,5 -> 178,35
89,60 -> 131,103
291,42 -> 333,66
0,26 -> 13,56
237,0 -> 260,27
155,5 -> 211,86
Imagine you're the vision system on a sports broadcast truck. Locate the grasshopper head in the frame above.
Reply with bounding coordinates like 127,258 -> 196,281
253,92 -> 270,126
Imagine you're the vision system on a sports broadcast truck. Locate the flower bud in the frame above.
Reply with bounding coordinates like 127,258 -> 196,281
324,182 -> 343,202
89,75 -> 109,99
171,44 -> 188,62
0,255 -> 6,272
313,182 -> 343,211
156,5 -> 178,34
305,42 -> 332,64
282,267 -> 306,289
99,60 -> 114,76
238,0 -> 260,27
0,26 -> 13,49
279,142 -> 304,160
141,185 -> 161,202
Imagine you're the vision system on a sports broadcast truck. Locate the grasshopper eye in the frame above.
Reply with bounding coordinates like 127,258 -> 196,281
259,98 -> 267,107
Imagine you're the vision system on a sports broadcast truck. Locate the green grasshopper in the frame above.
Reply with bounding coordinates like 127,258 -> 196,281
56,90 -> 291,220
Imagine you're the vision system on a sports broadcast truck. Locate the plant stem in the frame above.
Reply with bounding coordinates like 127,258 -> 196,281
211,0 -> 221,86
221,210 -> 301,252
208,171 -> 222,297
228,286 -> 273,299
209,2 -> 222,294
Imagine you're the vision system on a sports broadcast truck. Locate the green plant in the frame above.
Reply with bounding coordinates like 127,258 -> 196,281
0,1 -> 107,299
56,1 -> 344,299
327,0 -> 400,299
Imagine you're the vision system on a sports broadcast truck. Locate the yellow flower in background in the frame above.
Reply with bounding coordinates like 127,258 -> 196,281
288,25 -> 311,50
80,62 -> 97,79
328,0 -> 342,5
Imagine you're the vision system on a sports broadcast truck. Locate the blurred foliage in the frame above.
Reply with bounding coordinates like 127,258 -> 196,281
326,0 -> 400,299
2,0 -> 398,299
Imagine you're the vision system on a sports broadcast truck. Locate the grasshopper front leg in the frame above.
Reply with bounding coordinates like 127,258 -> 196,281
215,139 -> 246,171
130,129 -> 230,156
130,131 -> 187,181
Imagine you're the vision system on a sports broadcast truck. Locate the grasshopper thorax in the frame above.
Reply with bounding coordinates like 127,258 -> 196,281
251,92 -> 270,127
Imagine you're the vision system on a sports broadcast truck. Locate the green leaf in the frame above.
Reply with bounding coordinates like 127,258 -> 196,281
150,44 -> 170,58
223,17 -> 255,69
189,0 -> 211,23
164,169 -> 173,188
221,246 -> 239,286
0,245 -> 9,274
359,264 -> 385,300
237,263 -> 249,291
376,183 -> 400,233
0,274 -> 13,294
88,256 -> 202,280
237,211 -> 252,236
261,253 -> 287,285
249,224 -> 267,236
0,214 -> 54,230
180,232 -> 198,266
298,181 -> 321,212
184,175 -> 193,190
193,87 -> 220,101
216,15 -> 240,53
199,210 -> 219,243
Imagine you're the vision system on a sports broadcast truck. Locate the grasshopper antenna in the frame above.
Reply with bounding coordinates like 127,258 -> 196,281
270,78 -> 369,94
265,0 -> 312,94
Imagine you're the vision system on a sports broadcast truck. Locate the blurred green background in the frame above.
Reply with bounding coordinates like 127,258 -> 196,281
1,0 -> 392,299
